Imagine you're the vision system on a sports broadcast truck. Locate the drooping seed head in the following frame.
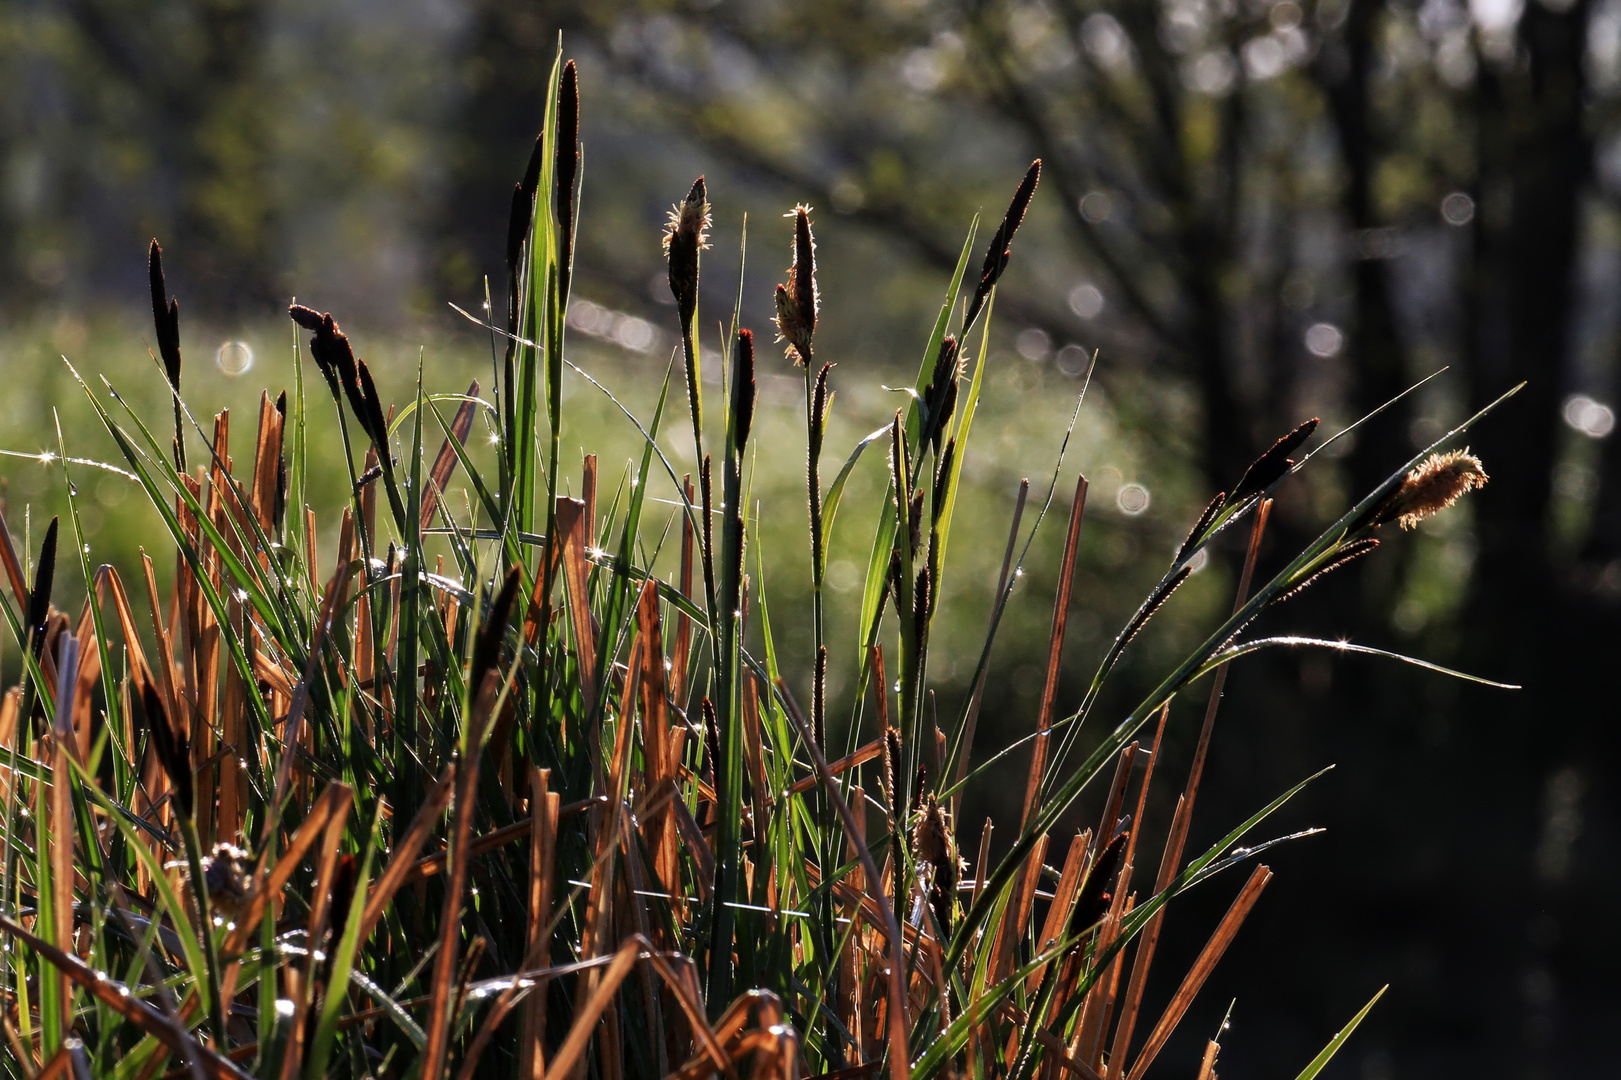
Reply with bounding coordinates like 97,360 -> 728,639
288,304 -> 324,332
1231,417 -> 1319,503
1367,449 -> 1489,531
355,358 -> 389,450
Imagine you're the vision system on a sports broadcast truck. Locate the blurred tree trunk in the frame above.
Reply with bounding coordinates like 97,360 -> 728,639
63,0 -> 274,308
1459,1 -> 1596,1068
1466,1 -> 1589,650
434,1 -> 586,304
1319,0 -> 1412,526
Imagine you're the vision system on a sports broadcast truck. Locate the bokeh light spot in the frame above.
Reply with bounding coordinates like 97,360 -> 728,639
1117,482 -> 1151,515
1442,191 -> 1476,225
1305,323 -> 1343,357
216,341 -> 253,376
1562,394 -> 1615,439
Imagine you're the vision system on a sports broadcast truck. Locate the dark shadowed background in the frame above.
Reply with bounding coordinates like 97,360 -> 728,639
1,0 -> 1617,1075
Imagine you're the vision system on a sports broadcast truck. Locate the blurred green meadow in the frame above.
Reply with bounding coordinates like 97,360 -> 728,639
0,301 -> 1256,821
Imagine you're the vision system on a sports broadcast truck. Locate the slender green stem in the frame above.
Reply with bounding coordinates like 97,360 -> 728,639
179,818 -> 227,1049
804,358 -> 826,663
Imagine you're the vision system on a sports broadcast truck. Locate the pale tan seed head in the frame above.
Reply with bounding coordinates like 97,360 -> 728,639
1378,449 -> 1489,530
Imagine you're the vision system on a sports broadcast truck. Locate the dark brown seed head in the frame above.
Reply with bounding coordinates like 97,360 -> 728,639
913,562 -> 933,645
1231,418 -> 1319,503
810,362 -> 832,459
965,160 -> 1041,330
773,285 -> 796,354
921,335 -> 960,452
732,328 -> 757,449
793,206 -> 817,333
471,565 -> 523,691
1361,449 -> 1489,531
148,241 -> 182,392
882,725 -> 903,828
701,697 -> 720,785
555,60 -> 580,204
925,799 -> 962,939
1115,565 -> 1193,655
774,205 -> 818,363
311,313 -> 369,433
505,127 -> 546,318
888,410 -> 911,524
288,306 -> 342,400
355,358 -> 389,451
699,455 -> 715,587
664,177 -> 710,325
554,60 -> 580,294
912,794 -> 953,867
28,517 -> 58,659
812,645 -> 828,752
274,454 -> 288,535
328,854 -> 359,943
1071,826 -> 1129,939
141,680 -> 192,819
933,438 -> 957,519
505,182 -> 531,313
288,304 -> 324,332
1174,491 -> 1228,566
908,488 -> 926,558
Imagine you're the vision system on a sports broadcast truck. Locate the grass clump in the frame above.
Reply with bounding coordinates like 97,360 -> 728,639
0,49 -> 1516,1080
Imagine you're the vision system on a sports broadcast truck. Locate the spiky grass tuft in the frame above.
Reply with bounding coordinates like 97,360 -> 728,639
0,50 -> 1516,1080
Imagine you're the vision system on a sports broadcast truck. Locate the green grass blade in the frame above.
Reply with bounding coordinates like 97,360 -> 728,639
1292,986 -> 1388,1080
820,424 -> 889,557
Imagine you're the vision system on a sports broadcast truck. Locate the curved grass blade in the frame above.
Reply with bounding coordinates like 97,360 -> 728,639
1199,637 -> 1520,689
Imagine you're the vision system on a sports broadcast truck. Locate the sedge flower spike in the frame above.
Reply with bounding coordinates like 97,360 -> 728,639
664,177 -> 711,328
774,204 -> 818,363
1363,449 -> 1489,531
